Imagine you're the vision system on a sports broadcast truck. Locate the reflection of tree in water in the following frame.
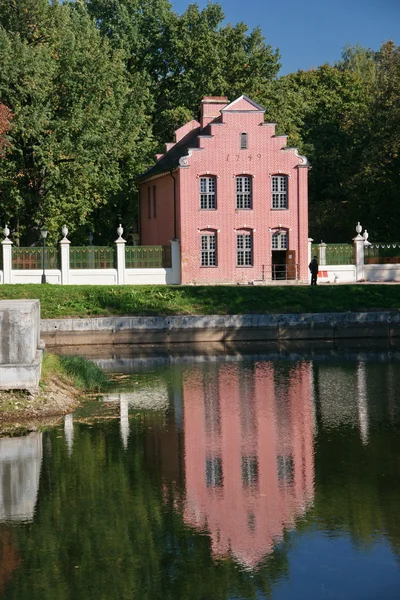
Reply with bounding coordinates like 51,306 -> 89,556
312,361 -> 400,560
2,359 -> 400,598
0,530 -> 20,597
1,417 -> 291,600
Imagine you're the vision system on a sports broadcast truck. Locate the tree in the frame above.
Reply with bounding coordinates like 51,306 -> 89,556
85,1 -> 281,146
0,0 -> 154,245
0,102 -> 12,156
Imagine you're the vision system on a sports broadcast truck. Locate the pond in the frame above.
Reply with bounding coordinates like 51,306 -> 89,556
1,348 -> 400,600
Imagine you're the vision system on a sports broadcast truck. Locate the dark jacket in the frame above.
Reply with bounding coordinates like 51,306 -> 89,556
309,258 -> 318,275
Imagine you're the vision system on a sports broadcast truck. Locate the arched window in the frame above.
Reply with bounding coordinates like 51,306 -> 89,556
237,230 -> 253,266
272,231 -> 288,250
271,175 -> 288,209
199,176 -> 216,209
240,132 -> 248,150
236,176 -> 252,209
200,231 -> 217,266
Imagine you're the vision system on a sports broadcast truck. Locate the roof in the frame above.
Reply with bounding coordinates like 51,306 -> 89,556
137,126 -> 201,183
137,95 -> 274,183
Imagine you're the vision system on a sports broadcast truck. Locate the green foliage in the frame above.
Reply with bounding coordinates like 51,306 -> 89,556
0,0 -> 398,244
0,0 -> 154,245
0,283 -> 400,318
41,351 -> 109,391
86,1 -> 281,144
269,41 -> 400,242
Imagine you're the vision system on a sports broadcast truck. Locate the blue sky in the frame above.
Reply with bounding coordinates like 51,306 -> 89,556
170,0 -> 399,75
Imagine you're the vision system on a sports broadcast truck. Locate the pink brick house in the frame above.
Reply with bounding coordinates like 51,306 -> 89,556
138,95 -> 309,284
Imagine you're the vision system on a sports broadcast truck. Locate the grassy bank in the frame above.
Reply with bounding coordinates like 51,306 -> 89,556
41,353 -> 109,392
0,353 -> 109,434
0,284 -> 399,318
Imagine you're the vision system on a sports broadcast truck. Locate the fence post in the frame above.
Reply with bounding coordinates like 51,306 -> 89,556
318,242 -> 327,266
169,238 -> 181,284
60,226 -> 71,285
353,222 -> 365,281
115,224 -> 126,285
1,226 -> 13,284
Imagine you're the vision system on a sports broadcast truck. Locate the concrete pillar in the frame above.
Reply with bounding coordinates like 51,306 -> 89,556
1,238 -> 13,284
60,238 -> 71,285
353,223 -> 365,281
115,226 -> 126,285
308,238 -> 313,268
169,238 -> 181,284
318,242 -> 327,266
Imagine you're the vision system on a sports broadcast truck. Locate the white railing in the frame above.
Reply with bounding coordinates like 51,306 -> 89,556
0,226 -> 181,286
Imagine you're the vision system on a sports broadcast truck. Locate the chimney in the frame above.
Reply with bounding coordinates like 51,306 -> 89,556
200,96 -> 229,129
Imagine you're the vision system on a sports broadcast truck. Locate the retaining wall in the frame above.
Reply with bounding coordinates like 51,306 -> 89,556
41,312 -> 400,347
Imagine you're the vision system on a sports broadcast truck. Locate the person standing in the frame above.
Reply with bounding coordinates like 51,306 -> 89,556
309,255 -> 318,285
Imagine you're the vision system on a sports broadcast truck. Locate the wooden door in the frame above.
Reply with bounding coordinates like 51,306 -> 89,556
286,250 -> 297,280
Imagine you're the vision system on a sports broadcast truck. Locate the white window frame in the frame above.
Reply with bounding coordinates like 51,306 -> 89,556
240,132 -> 248,150
272,231 -> 288,250
237,232 -> 253,266
236,176 -> 252,209
272,175 -> 288,209
201,233 -> 217,266
200,176 -> 216,210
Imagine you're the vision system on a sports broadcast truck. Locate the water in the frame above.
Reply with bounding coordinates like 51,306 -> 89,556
1,351 -> 400,600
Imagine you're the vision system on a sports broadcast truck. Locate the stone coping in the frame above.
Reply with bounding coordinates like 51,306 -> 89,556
41,312 -> 400,333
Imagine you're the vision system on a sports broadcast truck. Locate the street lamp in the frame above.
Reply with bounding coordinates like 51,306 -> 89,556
41,227 -> 48,284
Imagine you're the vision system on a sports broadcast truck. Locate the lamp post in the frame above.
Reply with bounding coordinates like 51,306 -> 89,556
41,227 -> 48,284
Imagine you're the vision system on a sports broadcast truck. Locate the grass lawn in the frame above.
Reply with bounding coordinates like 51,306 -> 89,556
0,283 -> 399,318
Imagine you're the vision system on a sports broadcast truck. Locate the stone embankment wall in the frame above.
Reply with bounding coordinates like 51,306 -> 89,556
41,312 -> 400,347
0,300 -> 43,389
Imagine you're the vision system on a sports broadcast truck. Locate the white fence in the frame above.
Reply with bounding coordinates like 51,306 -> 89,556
309,223 -> 400,283
0,227 -> 181,285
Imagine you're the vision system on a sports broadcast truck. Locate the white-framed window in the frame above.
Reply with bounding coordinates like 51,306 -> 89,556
272,231 -> 288,250
237,232 -> 253,266
272,175 -> 288,209
240,132 -> 248,150
236,176 -> 252,209
201,233 -> 217,266
200,176 -> 216,209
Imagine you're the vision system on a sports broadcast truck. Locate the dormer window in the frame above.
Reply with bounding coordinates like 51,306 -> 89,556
240,132 -> 248,150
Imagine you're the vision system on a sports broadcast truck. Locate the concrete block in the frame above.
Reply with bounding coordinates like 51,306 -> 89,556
0,300 -> 40,365
0,300 -> 43,390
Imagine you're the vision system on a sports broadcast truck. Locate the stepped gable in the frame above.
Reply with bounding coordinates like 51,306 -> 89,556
137,125 -> 201,182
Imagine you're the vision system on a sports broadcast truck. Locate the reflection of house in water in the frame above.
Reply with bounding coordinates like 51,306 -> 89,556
0,433 -> 42,522
182,362 -> 315,569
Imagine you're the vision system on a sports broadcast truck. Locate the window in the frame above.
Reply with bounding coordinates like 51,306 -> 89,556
152,185 -> 157,218
277,455 -> 294,484
201,233 -> 217,266
205,457 -> 223,487
200,176 -> 216,209
240,132 -> 248,149
272,175 -> 288,209
272,231 -> 288,250
242,456 -> 259,487
237,232 -> 253,266
147,187 -> 151,218
236,176 -> 252,209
